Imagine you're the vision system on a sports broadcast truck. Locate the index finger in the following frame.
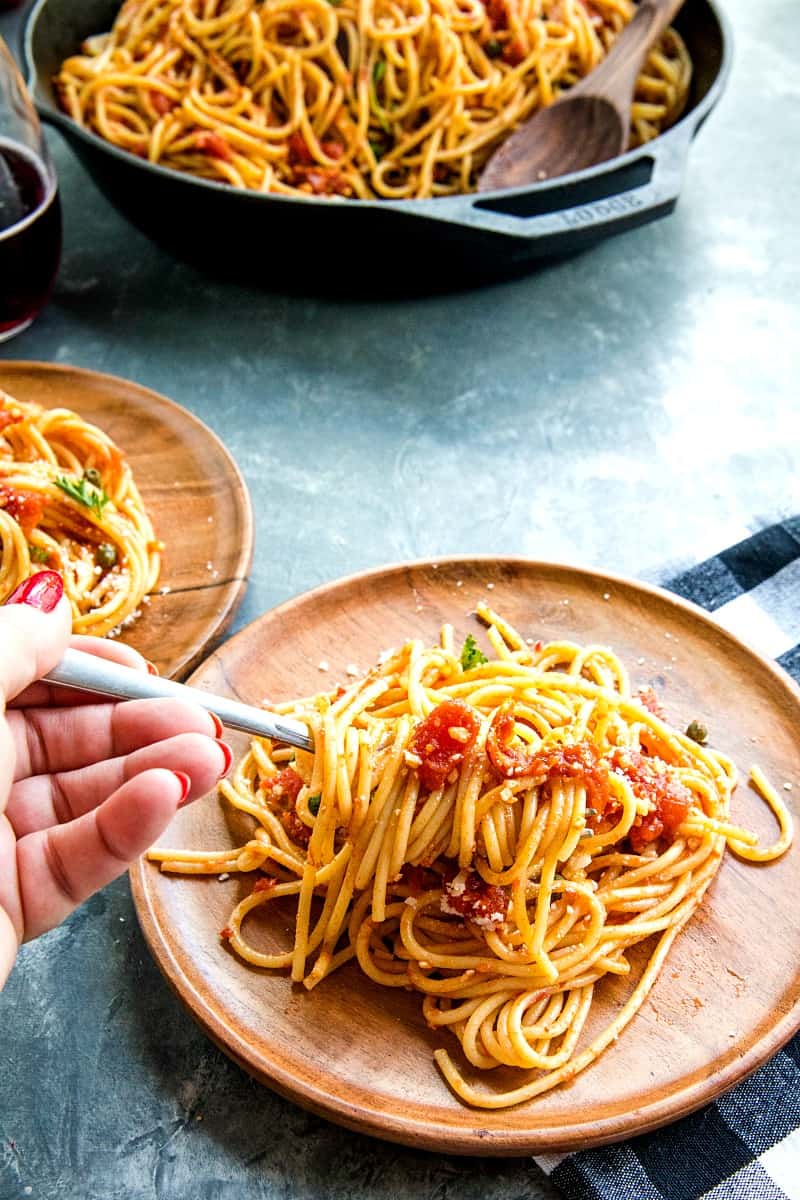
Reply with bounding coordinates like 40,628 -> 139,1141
10,634 -> 154,709
0,597 -> 72,707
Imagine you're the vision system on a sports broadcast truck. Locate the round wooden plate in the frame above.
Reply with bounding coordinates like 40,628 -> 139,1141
131,559 -> 800,1155
0,361 -> 252,679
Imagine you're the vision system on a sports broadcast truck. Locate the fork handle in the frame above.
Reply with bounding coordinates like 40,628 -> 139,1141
45,648 -> 314,752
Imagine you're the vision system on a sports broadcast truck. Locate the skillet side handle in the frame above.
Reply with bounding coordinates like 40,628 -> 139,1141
428,118 -> 697,247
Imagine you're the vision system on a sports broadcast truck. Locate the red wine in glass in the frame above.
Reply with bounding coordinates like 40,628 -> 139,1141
0,137 -> 62,341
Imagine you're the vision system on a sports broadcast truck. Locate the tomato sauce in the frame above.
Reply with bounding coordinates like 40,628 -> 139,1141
609,748 -> 692,851
408,700 -> 481,790
261,767 -> 303,809
441,865 -> 509,929
0,483 -> 44,535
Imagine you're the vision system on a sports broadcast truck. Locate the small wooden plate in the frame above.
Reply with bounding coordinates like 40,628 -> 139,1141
0,361 -> 252,678
131,559 -> 800,1155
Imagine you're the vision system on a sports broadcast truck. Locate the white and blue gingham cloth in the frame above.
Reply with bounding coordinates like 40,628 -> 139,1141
536,518 -> 800,1200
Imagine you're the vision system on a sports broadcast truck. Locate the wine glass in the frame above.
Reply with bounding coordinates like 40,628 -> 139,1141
0,36 -> 62,342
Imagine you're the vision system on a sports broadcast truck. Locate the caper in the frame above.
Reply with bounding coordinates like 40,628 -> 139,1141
84,467 -> 102,487
96,542 -> 118,569
685,720 -> 708,745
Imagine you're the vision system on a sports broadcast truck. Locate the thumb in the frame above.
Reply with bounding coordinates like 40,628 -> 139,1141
0,572 -> 72,705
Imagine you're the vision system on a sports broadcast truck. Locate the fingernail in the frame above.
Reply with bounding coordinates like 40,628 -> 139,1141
146,660 -> 160,676
172,771 -> 192,806
5,570 -> 64,613
215,740 -> 233,777
209,711 -> 224,738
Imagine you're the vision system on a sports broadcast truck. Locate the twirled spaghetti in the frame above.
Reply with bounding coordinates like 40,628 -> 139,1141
149,604 -> 792,1108
0,390 -> 162,636
55,0 -> 692,200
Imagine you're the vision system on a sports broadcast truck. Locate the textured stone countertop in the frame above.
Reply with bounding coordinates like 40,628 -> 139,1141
1,0 -> 799,1196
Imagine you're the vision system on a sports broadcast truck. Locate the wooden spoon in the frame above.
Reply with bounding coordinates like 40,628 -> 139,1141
478,0 -> 687,192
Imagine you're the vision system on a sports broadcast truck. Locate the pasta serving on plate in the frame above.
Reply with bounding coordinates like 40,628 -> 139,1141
55,0 -> 692,200
149,603 -> 792,1108
0,390 -> 162,636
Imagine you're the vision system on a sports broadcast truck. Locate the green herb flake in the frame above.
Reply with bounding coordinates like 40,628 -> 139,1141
460,634 -> 488,671
308,793 -> 321,816
373,59 -> 386,84
685,720 -> 708,745
55,473 -> 110,519
29,544 -> 50,564
484,38 -> 503,58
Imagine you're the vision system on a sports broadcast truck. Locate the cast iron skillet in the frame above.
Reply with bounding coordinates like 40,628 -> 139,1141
23,0 -> 731,288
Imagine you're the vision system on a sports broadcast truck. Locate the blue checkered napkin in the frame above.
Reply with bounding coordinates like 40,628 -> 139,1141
536,518 -> 800,1200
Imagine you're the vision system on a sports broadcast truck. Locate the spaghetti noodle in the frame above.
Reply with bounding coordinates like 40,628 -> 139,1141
55,0 -> 692,200
0,390 -> 162,636
149,604 -> 792,1108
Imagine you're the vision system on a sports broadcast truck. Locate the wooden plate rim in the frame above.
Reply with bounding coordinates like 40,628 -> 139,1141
131,556 -> 800,1154
0,359 -> 254,679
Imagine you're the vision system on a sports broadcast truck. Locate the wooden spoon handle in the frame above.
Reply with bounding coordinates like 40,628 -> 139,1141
580,0 -> 688,108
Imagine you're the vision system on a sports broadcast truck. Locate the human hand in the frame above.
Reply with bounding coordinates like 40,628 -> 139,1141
0,572 -> 232,988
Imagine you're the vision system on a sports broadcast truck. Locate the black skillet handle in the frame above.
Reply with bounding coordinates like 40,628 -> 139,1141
416,116 -> 698,253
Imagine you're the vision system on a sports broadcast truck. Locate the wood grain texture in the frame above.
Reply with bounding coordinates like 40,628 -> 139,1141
479,0 -> 687,190
0,361 -> 253,679
131,559 -> 800,1155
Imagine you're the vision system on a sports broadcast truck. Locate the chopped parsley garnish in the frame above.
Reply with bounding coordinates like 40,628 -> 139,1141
29,544 -> 50,564
55,472 -> 110,518
460,634 -> 488,671
373,59 -> 386,84
685,720 -> 708,745
308,793 -> 321,815
484,39 -> 503,58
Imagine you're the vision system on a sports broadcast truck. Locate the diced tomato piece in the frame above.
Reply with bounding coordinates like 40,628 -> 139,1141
288,132 -> 314,164
408,700 -> 481,790
320,140 -> 344,160
196,131 -> 233,161
609,748 -> 692,851
485,0 -> 508,30
260,767 -> 303,810
440,864 -> 509,929
502,38 -> 526,66
0,485 -> 44,536
150,90 -> 174,116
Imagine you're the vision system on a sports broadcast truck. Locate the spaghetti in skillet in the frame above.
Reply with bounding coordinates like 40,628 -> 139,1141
55,0 -> 692,200
0,390 -> 162,636
148,604 -> 792,1109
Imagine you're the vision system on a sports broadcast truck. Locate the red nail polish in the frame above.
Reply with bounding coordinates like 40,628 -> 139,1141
215,740 -> 233,777
146,660 -> 160,676
209,711 -> 224,738
5,570 -> 64,613
172,771 -> 192,806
